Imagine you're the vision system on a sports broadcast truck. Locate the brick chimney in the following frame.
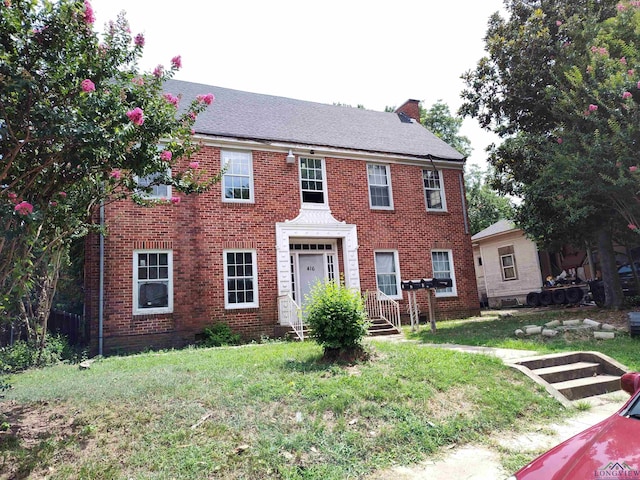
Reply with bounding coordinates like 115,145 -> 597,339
395,99 -> 421,122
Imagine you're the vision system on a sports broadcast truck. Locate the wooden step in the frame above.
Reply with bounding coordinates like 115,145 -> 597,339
532,361 -> 600,384
551,374 -> 621,401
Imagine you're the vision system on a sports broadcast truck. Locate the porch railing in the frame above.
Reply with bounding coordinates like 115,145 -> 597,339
364,290 -> 401,330
278,294 -> 304,341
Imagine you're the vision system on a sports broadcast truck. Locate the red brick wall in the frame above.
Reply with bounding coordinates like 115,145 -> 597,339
85,146 -> 479,355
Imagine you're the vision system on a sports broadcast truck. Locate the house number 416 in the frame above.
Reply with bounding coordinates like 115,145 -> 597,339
307,266 -> 315,271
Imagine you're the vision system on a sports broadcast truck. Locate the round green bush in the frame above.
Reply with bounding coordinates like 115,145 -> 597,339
304,280 -> 369,351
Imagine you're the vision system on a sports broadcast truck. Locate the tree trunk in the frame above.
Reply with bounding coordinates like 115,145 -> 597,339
596,227 -> 624,309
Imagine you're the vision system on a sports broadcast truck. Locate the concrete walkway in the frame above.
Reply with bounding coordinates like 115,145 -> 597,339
365,335 -> 629,479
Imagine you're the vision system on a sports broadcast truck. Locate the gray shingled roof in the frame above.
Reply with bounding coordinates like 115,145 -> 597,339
471,219 -> 517,241
164,79 -> 465,161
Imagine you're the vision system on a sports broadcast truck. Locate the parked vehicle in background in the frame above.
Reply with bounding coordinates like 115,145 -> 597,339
506,372 -> 640,480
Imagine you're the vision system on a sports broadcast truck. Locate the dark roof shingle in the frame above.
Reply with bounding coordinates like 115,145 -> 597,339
164,79 -> 465,161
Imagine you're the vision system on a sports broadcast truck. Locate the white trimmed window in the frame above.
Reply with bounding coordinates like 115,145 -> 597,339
367,164 -> 393,209
133,250 -> 173,315
423,169 -> 446,211
431,250 -> 457,297
137,169 -> 171,199
299,157 -> 327,205
222,150 -> 254,202
374,250 -> 401,299
499,246 -> 518,280
224,250 -> 259,309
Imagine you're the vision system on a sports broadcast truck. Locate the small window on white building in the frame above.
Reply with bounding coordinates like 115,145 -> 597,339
423,169 -> 446,211
367,164 -> 393,209
431,250 -> 456,297
499,246 -> 517,280
374,251 -> 401,299
133,250 -> 173,315
224,250 -> 259,309
222,150 -> 254,202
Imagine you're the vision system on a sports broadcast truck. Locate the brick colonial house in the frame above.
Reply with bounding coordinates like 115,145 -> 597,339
84,79 -> 480,355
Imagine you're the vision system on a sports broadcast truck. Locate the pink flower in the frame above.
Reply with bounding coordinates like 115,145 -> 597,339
14,201 -> 33,216
629,69 -> 635,76
110,169 -> 122,179
132,77 -> 144,86
188,112 -> 197,120
58,192 -> 67,198
50,201 -> 57,207
170,196 -> 181,205
189,161 -> 200,169
623,91 -> 633,100
617,3 -> 628,12
126,107 -> 144,126
621,57 -> 628,65
163,93 -> 179,107
160,150 -> 172,161
153,65 -> 164,78
7,192 -> 17,201
84,0 -> 95,25
556,20 -> 562,26
630,223 -> 638,231
171,55 -> 182,69
557,137 -> 563,144
630,166 -> 638,172
134,33 -> 145,47
196,93 -> 215,105
637,81 -> 640,89
588,104 -> 598,112
81,79 -> 95,93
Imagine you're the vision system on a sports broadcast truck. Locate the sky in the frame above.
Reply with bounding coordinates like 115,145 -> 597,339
90,0 -> 507,169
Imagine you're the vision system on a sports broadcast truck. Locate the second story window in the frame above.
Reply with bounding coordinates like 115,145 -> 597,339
423,169 -> 446,211
299,157 -> 326,205
367,164 -> 393,209
222,150 -> 254,202
137,169 -> 171,199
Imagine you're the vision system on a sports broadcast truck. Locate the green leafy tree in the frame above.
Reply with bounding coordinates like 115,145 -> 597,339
420,100 -> 472,157
1,0 -> 218,346
460,0 -> 640,308
465,164 -> 515,235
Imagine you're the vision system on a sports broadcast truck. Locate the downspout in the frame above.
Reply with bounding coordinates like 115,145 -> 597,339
459,172 -> 469,235
98,202 -> 104,356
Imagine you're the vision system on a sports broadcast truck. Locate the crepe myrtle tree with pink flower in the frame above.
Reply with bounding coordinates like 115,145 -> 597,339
0,0 -> 221,348
460,0 -> 640,309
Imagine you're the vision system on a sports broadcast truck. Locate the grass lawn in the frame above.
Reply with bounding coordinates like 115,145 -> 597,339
1,305 -> 637,479
409,305 -> 640,370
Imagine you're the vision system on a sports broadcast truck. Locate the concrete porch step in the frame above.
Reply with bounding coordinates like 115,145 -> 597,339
532,361 -> 600,384
552,374 -> 622,401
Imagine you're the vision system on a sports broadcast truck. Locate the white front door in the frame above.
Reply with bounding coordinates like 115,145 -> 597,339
298,254 -> 325,307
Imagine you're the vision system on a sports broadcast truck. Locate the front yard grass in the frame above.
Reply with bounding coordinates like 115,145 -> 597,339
410,306 -> 640,370
1,339 -> 562,480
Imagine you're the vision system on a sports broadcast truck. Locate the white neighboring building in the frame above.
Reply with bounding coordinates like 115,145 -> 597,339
471,219 -> 543,308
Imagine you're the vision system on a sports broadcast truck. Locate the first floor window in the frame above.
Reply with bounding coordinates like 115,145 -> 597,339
499,246 -> 517,280
224,250 -> 259,309
133,250 -> 173,314
431,250 -> 456,297
374,251 -> 401,298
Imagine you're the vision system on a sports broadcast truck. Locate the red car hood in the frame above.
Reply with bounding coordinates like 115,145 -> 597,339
516,413 -> 640,479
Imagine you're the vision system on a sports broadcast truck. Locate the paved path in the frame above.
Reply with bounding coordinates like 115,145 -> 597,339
365,335 -> 629,479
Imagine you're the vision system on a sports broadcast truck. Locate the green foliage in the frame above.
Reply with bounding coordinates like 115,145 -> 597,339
0,0 -> 220,340
420,100 -> 472,157
0,334 -> 73,373
198,322 -> 241,347
304,280 -> 369,351
465,164 -> 515,235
